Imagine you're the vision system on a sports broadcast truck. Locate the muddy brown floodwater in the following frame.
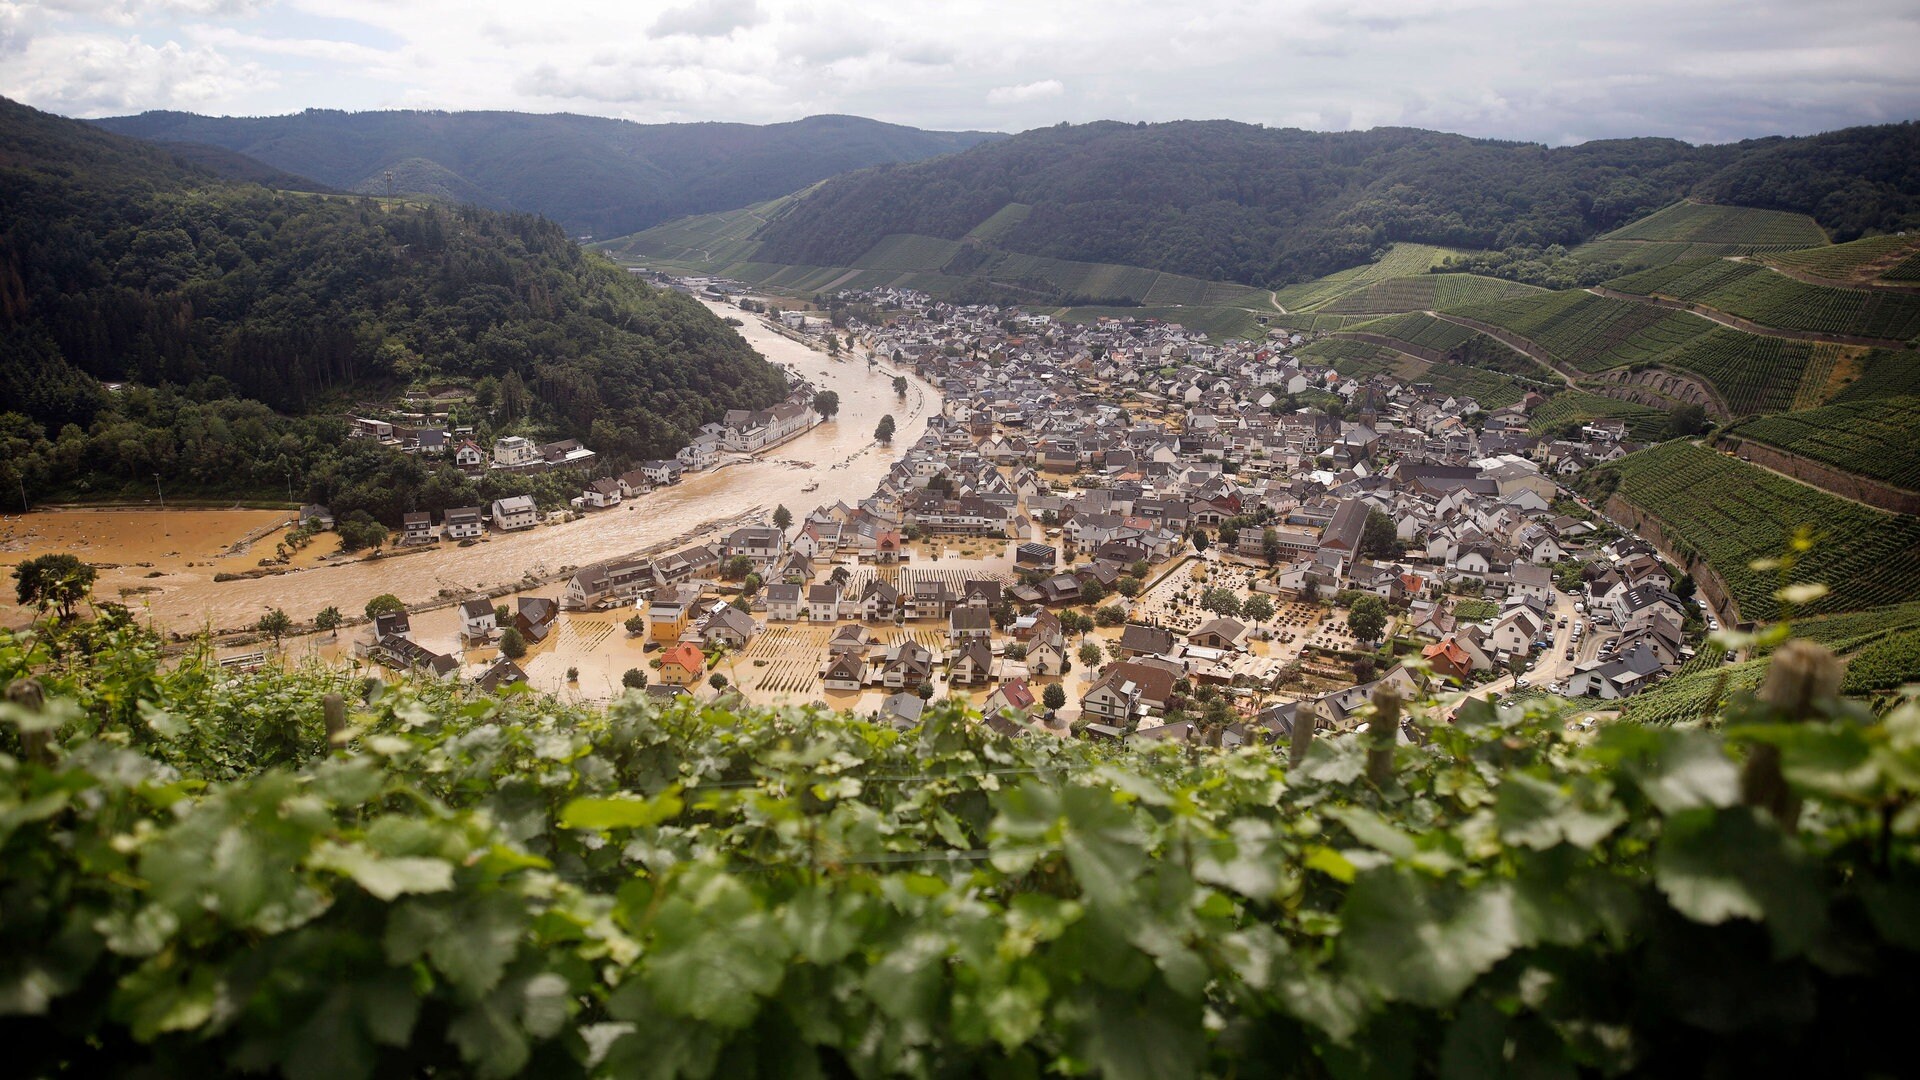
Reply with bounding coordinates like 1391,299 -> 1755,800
2,303 -> 937,635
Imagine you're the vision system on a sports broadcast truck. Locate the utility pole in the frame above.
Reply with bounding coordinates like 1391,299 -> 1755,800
17,475 -> 26,514
154,473 -> 165,510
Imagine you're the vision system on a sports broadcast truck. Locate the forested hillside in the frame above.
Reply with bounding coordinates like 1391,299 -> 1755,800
92,109 -> 1002,240
0,96 -> 787,514
2,612 -> 1917,1077
745,119 -> 1920,287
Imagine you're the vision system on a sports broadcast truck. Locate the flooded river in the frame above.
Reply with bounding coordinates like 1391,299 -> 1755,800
3,303 -> 936,633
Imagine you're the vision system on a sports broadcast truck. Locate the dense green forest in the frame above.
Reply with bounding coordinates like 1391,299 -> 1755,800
92,109 -> 1002,240
3,606 -> 1917,1076
748,119 -> 1920,287
0,96 -> 787,518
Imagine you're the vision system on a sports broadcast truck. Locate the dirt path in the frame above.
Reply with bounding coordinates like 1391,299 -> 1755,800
1700,438 -> 1912,515
1586,286 -> 1911,348
1423,311 -> 1577,386
1744,251 -> 1920,295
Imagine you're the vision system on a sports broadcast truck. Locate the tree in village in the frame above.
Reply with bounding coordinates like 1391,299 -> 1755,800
893,375 -> 909,400
813,390 -> 840,420
772,505 -> 792,531
1347,594 -> 1388,644
1361,509 -> 1403,559
625,614 -> 645,635
364,594 -> 406,621
12,553 -> 96,620
710,673 -> 729,691
916,681 -> 935,701
622,667 -> 648,689
313,606 -> 343,638
1201,587 -> 1242,619
1078,641 -> 1104,669
875,414 -> 896,443
1190,528 -> 1209,553
1042,683 -> 1067,711
499,626 -> 528,660
1242,594 -> 1275,627
255,608 -> 293,651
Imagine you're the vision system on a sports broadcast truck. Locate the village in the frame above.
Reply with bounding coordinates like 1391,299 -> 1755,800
313,281 -> 1719,745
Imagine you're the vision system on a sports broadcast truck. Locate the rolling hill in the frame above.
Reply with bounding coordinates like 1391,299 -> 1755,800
726,119 -> 1920,288
90,109 -> 1002,240
0,95 -> 786,516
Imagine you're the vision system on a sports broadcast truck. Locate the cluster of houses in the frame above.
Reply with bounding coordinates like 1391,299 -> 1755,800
670,383 -> 822,472
345,283 -> 1709,740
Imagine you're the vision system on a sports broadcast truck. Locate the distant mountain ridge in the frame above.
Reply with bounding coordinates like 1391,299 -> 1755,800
90,109 -> 1004,239
740,119 -> 1920,286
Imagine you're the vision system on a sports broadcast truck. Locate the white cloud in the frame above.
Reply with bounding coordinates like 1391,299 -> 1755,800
3,32 -> 270,115
2,0 -> 1916,143
986,79 -> 1064,105
647,0 -> 762,40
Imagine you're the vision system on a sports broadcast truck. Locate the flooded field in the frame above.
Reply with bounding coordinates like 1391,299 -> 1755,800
5,303 -> 936,635
0,508 -> 293,627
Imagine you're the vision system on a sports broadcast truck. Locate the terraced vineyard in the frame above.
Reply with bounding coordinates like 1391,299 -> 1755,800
1889,251 -> 1920,282
1653,328 -> 1823,415
963,202 -> 1031,242
1608,259 -> 1920,342
1570,239 -> 1794,274
1341,310 -> 1491,354
1602,441 -> 1920,619
1316,273 -> 1543,314
1726,396 -> 1920,490
1271,244 -> 1470,312
1296,337 -> 1407,371
1765,234 -> 1920,285
1619,656 -> 1769,724
1527,390 -> 1671,440
1841,628 -> 1920,694
1778,599 -> 1920,653
1271,312 -> 1368,333
1600,201 -> 1829,247
852,234 -> 967,271
1453,291 -> 1711,373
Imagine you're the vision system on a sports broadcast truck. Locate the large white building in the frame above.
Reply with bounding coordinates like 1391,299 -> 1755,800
490,495 -> 539,531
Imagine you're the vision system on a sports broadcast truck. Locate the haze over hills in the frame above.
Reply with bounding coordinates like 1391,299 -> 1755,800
88,109 -> 1005,240
736,119 -> 1920,287
0,95 -> 786,518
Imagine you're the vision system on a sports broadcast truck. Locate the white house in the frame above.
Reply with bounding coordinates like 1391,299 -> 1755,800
491,495 -> 539,532
493,436 -> 539,467
444,506 -> 484,540
458,597 -> 497,642
761,584 -> 804,621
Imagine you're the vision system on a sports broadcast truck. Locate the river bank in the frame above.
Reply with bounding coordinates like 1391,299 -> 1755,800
3,302 -> 940,638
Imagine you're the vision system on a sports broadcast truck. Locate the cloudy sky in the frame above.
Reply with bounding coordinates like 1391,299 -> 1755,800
4,0 -> 1918,144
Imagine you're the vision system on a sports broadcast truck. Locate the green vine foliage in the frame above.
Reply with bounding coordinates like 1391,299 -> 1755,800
3,624 -> 1919,1077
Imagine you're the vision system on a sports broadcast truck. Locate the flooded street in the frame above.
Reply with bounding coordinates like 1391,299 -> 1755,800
3,303 -> 936,634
